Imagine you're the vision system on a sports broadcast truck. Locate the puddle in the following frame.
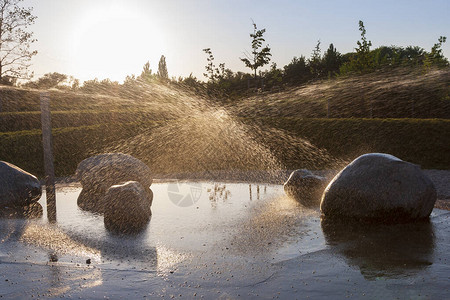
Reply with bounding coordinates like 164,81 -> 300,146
0,182 -> 449,299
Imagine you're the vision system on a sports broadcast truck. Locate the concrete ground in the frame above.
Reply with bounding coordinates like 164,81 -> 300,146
0,181 -> 449,299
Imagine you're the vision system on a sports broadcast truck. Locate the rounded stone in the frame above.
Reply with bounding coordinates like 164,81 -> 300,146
75,153 -> 152,193
284,169 -> 327,206
103,181 -> 153,234
320,153 -> 437,222
0,161 -> 42,207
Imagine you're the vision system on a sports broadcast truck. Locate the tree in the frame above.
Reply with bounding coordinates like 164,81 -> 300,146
424,36 -> 448,68
157,55 -> 168,79
340,20 -> 373,74
263,62 -> 283,89
355,20 -> 372,70
70,76 -> 80,90
309,39 -> 322,77
141,61 -> 152,76
202,48 -> 228,82
283,55 -> 310,85
0,0 -> 37,82
203,48 -> 217,82
139,61 -> 154,82
240,21 -> 272,78
323,43 -> 342,77
24,72 -> 67,89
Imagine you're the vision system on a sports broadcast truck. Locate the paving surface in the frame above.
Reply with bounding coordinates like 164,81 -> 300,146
0,182 -> 449,299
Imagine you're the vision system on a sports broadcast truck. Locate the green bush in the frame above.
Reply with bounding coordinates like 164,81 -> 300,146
256,118 -> 450,169
0,118 -> 448,179
0,110 -> 170,132
0,122 -> 155,177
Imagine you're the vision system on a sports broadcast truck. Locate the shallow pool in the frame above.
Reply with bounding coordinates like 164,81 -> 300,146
0,181 -> 449,299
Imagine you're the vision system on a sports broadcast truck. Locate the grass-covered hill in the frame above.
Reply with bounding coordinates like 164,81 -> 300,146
231,67 -> 450,119
0,68 -> 449,178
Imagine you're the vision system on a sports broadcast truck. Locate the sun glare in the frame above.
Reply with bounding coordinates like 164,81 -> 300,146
71,3 -> 166,83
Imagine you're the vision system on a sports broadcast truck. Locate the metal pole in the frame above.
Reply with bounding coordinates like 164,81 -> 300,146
40,92 -> 56,222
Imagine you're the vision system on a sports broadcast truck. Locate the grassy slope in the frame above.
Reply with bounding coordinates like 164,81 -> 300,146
231,67 -> 450,119
0,69 -> 449,177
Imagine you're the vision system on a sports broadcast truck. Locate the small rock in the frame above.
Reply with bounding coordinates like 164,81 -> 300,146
104,181 -> 152,234
284,169 -> 328,206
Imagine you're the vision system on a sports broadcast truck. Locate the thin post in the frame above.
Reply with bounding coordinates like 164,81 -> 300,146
327,99 -> 330,118
40,92 -> 56,222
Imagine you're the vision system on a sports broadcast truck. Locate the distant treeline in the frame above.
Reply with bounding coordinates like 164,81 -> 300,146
195,37 -> 449,99
16,41 -> 448,100
9,21 -> 447,101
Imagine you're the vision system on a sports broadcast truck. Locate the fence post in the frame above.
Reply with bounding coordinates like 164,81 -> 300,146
40,92 -> 56,222
327,98 -> 330,118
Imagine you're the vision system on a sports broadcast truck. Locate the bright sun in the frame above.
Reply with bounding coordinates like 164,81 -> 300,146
71,3 -> 166,83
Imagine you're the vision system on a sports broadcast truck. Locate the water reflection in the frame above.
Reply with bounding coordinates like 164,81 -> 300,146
0,202 -> 43,219
104,215 -> 151,235
102,229 -> 158,267
208,183 -> 231,208
45,251 -> 103,297
248,184 -> 266,201
0,203 -> 43,247
321,218 -> 435,280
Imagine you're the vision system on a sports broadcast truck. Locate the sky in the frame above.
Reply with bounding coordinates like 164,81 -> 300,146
24,0 -> 450,83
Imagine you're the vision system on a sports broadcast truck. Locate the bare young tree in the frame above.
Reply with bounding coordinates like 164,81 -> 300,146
240,21 -> 271,79
157,55 -> 168,80
0,0 -> 37,83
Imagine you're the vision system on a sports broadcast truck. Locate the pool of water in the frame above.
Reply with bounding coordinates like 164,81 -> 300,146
0,181 -> 449,299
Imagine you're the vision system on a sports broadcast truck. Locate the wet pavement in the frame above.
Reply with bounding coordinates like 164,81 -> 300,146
0,182 -> 449,299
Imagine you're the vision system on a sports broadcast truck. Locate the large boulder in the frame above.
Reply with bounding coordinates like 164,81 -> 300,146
320,153 -> 436,222
76,153 -> 152,194
104,181 -> 153,234
284,169 -> 328,206
0,161 -> 42,207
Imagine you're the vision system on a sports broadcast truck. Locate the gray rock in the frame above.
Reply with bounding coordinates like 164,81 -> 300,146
0,161 -> 41,207
320,153 -> 436,222
103,181 -> 153,234
75,153 -> 152,194
284,169 -> 328,206
77,188 -> 105,214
